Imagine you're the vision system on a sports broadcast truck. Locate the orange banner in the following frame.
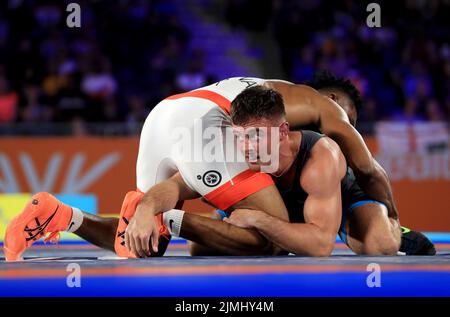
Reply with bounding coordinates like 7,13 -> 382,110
0,137 -> 448,231
365,138 -> 450,232
0,137 -> 137,215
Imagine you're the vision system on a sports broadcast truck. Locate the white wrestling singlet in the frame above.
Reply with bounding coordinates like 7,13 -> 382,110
136,77 -> 274,210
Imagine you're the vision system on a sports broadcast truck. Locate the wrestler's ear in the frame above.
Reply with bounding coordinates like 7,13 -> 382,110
279,121 -> 289,138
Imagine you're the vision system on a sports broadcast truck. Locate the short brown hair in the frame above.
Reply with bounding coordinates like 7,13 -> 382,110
231,86 -> 286,125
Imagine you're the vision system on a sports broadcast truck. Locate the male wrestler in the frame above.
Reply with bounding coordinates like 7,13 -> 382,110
4,76 -> 424,260
122,76 -> 406,257
5,77 -> 290,260
137,85 -> 433,256
224,85 -> 396,255
305,71 -> 435,254
130,74 -> 433,256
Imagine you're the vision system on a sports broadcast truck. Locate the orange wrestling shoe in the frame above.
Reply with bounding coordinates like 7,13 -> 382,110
4,192 -> 73,262
114,191 -> 171,258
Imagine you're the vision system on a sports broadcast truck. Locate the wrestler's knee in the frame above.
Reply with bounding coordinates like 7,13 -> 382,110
360,229 -> 400,255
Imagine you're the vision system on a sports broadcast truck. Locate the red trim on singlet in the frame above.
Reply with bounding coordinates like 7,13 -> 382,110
166,89 -> 272,210
204,170 -> 274,210
165,89 -> 231,115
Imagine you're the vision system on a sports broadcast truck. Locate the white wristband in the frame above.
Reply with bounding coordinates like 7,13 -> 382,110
163,209 -> 185,237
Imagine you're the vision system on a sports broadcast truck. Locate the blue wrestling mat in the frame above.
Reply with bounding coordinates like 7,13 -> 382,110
1,233 -> 450,297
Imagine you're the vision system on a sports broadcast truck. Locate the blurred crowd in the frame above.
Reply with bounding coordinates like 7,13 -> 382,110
0,0 -> 197,132
226,0 -> 450,124
0,0 -> 449,134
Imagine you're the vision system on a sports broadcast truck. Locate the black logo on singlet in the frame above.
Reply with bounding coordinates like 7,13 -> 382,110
214,77 -> 257,88
239,77 -> 258,88
202,170 -> 222,187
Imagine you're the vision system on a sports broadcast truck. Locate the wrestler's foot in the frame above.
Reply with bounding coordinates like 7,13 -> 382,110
399,226 -> 436,255
4,192 -> 73,261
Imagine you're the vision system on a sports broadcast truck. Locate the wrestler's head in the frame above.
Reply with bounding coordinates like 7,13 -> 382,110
306,70 -> 363,127
231,86 -> 288,173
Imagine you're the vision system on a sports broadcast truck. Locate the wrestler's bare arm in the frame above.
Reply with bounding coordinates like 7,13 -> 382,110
265,81 -> 399,219
225,138 -> 345,256
181,185 -> 289,255
137,172 -> 290,255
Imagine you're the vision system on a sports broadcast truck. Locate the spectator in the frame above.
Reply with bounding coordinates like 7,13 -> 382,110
425,99 -> 445,122
0,76 -> 18,123
55,73 -> 88,122
20,84 -> 44,123
81,59 -> 117,101
0,0 -> 448,134
175,49 -> 211,91
391,98 -> 426,122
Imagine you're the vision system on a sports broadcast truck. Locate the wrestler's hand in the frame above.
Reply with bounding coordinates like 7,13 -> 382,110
125,204 -> 159,258
223,209 -> 261,229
